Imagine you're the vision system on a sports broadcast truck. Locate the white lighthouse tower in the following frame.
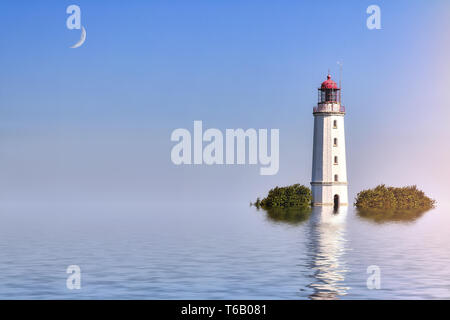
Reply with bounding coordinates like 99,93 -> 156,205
311,74 -> 348,207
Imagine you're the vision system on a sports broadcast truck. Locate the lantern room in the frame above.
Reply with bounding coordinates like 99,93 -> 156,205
318,75 -> 341,104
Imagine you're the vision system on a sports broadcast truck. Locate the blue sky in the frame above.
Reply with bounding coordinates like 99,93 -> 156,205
0,0 -> 438,129
1,1 -> 450,206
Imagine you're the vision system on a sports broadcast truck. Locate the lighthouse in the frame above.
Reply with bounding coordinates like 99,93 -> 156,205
311,74 -> 348,207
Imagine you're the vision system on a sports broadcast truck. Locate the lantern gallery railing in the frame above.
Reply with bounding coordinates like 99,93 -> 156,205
313,105 -> 345,113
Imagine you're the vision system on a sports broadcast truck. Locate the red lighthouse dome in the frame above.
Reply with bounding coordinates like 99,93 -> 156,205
321,75 -> 338,89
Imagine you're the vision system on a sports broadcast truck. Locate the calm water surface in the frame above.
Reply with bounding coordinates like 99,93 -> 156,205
0,202 -> 449,299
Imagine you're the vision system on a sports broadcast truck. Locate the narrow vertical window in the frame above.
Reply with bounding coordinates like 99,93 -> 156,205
334,156 -> 338,164
334,174 -> 338,182
333,120 -> 337,129
334,138 -> 338,147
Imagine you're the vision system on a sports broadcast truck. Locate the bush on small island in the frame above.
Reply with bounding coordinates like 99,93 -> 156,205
354,185 -> 435,212
253,184 -> 312,224
254,184 -> 312,209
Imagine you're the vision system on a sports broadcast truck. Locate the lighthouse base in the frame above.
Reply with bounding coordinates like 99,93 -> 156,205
311,182 -> 348,207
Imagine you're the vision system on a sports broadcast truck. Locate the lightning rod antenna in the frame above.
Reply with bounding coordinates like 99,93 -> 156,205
337,61 -> 343,103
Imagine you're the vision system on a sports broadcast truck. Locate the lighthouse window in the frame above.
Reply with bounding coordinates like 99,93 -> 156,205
333,120 -> 337,129
334,138 -> 338,147
334,156 -> 338,164
334,175 -> 339,182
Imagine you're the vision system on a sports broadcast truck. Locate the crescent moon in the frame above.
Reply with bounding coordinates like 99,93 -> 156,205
70,26 -> 86,49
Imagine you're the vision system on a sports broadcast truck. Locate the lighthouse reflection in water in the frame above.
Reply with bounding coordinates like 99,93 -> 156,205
307,206 -> 349,300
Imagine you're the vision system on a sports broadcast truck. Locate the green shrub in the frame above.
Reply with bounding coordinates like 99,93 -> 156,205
255,184 -> 312,209
355,184 -> 435,212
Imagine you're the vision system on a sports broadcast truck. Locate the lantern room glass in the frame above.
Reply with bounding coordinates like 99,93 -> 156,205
318,88 -> 341,103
